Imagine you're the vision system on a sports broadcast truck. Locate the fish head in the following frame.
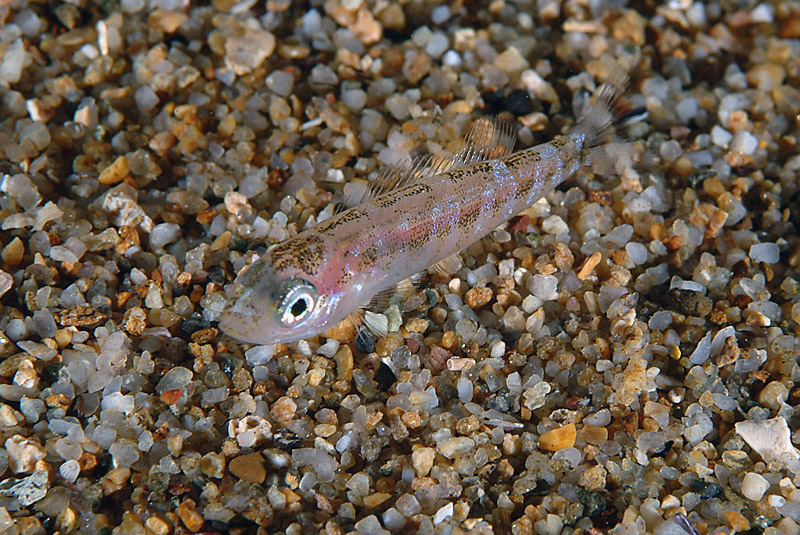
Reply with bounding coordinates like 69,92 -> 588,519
218,234 -> 340,344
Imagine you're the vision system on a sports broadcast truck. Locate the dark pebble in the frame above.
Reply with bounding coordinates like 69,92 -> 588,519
531,478 -> 552,496
207,265 -> 225,284
576,488 -> 607,517
593,503 -> 620,529
437,383 -> 458,405
651,439 -> 674,458
379,458 -> 397,476
41,362 -> 64,384
424,289 -> 438,309
463,483 -> 483,502
688,479 -> 722,499
181,316 -> 210,335
205,520 -> 230,532
229,235 -> 249,252
669,289 -> 712,317
501,89 -> 531,116
483,89 -> 505,114
486,394 -> 510,412
273,428 -> 303,451
94,454 -> 113,477
483,88 -> 531,116
732,259 -> 748,278
374,361 -> 397,390
355,330 -> 375,353
687,167 -> 715,189
297,512 -> 317,533
220,357 -> 236,377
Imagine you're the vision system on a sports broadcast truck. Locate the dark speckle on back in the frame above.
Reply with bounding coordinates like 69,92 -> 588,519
270,234 -> 326,276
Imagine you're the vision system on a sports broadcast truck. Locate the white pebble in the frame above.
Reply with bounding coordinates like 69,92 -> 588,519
676,97 -> 698,123
584,408 -> 611,426
310,64 -> 338,85
626,242 -> 648,265
0,39 -> 26,85
354,515 -> 390,535
730,130 -> 758,155
750,3 -> 774,23
411,26 -> 431,47
101,392 -> 134,415
59,459 -> 80,483
735,417 -> 800,466
239,171 -> 267,198
120,0 -> 145,12
0,270 -> 12,299
300,8 -> 321,34
109,439 -> 139,468
266,70 -> 294,97
528,274 -> 558,301
660,140 -> 683,161
341,89 -> 367,112
49,245 -> 79,263
425,32 -> 449,59
605,224 -> 634,247
686,2 -> 707,26
442,50 -> 462,68
490,340 -> 505,358
741,472 -> 770,501
749,242 -> 779,264
710,125 -> 733,148
542,215 -> 568,234
155,366 -> 193,393
521,294 -> 542,314
385,94 -> 411,120
648,310 -> 673,331
688,331 -> 712,364
202,387 -> 229,404
149,222 -> 181,250
382,508 -> 406,532
670,276 -> 706,293
431,5 -> 451,24
134,85 -> 159,111
432,502 -> 453,525
457,377 -> 473,403
396,494 -> 421,517
15,10 -> 43,37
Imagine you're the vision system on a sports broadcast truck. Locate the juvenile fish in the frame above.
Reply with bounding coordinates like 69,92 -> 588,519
219,68 -> 634,344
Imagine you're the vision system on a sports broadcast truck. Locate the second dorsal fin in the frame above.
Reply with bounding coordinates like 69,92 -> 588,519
345,117 -> 517,209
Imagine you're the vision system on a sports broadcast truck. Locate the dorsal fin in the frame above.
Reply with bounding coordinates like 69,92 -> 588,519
340,117 -> 517,211
454,116 -> 517,165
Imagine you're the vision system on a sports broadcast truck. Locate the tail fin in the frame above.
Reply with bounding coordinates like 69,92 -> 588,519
571,64 -> 634,149
571,65 -> 648,176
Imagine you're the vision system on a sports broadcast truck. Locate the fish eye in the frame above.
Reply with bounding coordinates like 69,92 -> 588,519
276,279 -> 317,327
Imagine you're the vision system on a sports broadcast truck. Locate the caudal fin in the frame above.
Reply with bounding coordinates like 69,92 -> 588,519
571,64 -> 638,149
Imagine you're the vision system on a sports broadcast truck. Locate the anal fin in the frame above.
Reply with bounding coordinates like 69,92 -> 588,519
427,254 -> 463,275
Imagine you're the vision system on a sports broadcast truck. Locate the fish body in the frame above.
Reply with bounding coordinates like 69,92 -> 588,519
219,69 -> 630,345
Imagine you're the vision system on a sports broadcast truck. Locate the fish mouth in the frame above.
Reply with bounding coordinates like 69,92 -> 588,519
217,309 -> 277,345
216,261 -> 281,345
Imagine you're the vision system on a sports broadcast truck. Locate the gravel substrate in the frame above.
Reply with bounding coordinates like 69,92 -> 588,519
2,1 -> 800,534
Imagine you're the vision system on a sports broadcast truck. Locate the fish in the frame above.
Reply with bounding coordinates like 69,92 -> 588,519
218,66 -> 637,345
